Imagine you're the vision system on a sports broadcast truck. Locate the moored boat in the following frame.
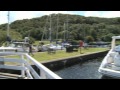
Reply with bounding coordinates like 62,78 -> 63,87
98,36 -> 120,78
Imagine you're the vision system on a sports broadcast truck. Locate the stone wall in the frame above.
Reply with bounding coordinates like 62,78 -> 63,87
0,50 -> 109,74
42,50 -> 108,71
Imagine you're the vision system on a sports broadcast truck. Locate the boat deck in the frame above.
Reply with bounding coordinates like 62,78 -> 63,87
0,51 -> 61,79
106,63 -> 120,71
0,72 -> 27,79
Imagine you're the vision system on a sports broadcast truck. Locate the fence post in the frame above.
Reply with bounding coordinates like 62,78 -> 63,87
21,55 -> 25,77
40,70 -> 46,79
0,57 -> 4,65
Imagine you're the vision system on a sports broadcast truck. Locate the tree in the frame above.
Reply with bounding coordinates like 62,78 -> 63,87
85,36 -> 94,43
0,13 -> 120,43
104,33 -> 115,42
0,30 -> 6,46
29,37 -> 35,44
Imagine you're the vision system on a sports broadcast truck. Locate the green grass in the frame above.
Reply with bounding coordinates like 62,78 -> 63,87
32,47 -> 108,62
116,41 -> 120,45
6,47 -> 109,63
34,41 -> 39,45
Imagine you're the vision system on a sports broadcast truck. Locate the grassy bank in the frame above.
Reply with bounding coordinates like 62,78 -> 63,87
32,47 -> 108,62
6,47 -> 108,63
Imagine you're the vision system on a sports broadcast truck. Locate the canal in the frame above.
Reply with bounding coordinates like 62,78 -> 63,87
54,58 -> 103,79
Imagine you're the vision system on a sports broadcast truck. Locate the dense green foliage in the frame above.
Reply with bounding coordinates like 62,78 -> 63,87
0,30 -> 22,45
0,13 -> 120,44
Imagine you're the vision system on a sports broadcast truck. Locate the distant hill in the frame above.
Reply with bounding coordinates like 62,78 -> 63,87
0,13 -> 120,43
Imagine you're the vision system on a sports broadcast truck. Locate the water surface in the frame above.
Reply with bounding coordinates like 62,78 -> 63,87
55,58 -> 103,79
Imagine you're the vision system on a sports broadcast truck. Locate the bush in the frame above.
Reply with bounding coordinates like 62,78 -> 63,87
29,37 -> 35,44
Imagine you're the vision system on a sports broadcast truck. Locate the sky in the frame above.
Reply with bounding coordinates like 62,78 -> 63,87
0,11 -> 120,25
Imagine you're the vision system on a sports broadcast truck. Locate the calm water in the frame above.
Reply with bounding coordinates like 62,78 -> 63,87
54,58 -> 103,79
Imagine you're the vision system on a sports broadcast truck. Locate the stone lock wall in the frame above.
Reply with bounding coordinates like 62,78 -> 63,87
42,50 -> 109,71
0,50 -> 109,74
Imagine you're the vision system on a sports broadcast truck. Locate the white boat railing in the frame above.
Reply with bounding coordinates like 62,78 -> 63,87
0,52 -> 61,79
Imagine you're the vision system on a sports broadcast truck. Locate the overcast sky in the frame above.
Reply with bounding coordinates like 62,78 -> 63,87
0,11 -> 120,25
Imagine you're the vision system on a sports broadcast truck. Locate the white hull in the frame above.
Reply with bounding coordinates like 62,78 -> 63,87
37,44 -> 65,52
99,36 -> 120,79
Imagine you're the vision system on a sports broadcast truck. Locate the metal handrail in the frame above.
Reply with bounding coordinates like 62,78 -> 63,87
0,52 -> 62,79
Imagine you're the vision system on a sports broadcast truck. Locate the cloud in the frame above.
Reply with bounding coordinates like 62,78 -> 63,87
84,11 -> 103,17
84,11 -> 120,18
0,11 -> 8,24
1,11 -> 120,25
101,11 -> 120,18
38,11 -> 73,15
0,11 -> 74,24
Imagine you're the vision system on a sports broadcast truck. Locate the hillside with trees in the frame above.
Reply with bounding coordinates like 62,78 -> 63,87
0,13 -> 120,44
